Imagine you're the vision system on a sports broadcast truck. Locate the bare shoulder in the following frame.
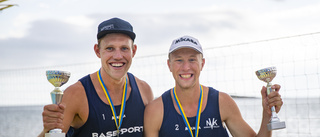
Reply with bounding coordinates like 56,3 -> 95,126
62,80 -> 88,113
145,96 -> 163,114
219,92 -> 234,105
144,96 -> 164,134
63,81 -> 86,100
134,76 -> 154,105
145,96 -> 164,119
218,91 -> 240,121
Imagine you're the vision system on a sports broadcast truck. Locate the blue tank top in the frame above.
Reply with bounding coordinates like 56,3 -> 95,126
67,72 -> 145,137
159,87 -> 229,137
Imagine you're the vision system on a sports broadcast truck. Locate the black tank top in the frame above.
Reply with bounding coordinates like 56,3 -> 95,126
67,72 -> 145,137
159,87 -> 229,137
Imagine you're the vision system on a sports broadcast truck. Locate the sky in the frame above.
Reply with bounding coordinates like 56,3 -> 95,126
1,0 -> 320,70
0,0 -> 320,106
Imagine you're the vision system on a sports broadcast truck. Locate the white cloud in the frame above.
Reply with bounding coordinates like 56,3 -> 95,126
38,2 -> 50,9
0,13 -> 34,39
63,15 -> 95,29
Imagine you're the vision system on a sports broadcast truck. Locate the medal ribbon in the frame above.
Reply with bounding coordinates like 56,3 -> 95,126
173,85 -> 203,137
97,70 -> 127,132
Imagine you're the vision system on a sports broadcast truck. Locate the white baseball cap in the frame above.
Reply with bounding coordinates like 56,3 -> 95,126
169,35 -> 203,55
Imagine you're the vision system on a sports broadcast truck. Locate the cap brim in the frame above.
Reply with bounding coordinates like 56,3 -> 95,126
97,30 -> 136,41
169,45 -> 202,54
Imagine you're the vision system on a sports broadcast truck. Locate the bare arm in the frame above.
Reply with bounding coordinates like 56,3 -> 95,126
256,84 -> 282,137
220,84 -> 282,137
220,92 -> 257,137
38,104 -> 66,137
144,97 -> 163,137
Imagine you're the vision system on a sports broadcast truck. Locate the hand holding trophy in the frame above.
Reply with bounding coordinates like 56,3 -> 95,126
45,70 -> 71,137
256,67 -> 286,130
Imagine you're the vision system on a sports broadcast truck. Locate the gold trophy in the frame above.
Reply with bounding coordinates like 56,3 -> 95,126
45,70 -> 71,137
256,67 -> 286,130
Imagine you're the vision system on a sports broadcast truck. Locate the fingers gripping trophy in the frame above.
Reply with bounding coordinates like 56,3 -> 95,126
256,67 -> 286,130
45,70 -> 71,137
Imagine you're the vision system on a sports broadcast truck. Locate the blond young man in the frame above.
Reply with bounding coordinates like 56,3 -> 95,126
144,35 -> 283,137
39,18 -> 154,137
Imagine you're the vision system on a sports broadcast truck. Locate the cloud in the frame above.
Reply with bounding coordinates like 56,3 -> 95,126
0,9 -> 273,69
0,19 -> 97,70
2,2 -> 320,70
83,10 -> 248,57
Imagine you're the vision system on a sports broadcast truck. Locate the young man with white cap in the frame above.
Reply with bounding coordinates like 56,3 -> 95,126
144,35 -> 283,137
38,17 -> 154,137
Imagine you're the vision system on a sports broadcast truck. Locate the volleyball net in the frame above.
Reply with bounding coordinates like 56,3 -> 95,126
0,32 -> 319,136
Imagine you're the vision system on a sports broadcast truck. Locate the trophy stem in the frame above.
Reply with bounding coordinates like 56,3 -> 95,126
266,82 -> 276,113
266,82 -> 286,130
50,87 -> 63,105
266,82 -> 279,119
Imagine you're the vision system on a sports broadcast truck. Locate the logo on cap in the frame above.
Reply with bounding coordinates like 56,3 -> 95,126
100,24 -> 114,31
174,37 -> 198,45
169,35 -> 203,55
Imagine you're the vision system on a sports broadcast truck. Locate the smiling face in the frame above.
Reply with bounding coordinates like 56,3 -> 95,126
95,33 -> 137,80
168,48 -> 205,90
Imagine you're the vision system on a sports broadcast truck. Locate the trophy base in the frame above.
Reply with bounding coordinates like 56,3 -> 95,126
45,129 -> 65,137
45,133 -> 65,137
267,121 -> 286,130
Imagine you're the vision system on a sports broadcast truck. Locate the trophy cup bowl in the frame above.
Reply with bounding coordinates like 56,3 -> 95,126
256,67 -> 276,83
45,70 -> 71,137
256,67 -> 285,130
